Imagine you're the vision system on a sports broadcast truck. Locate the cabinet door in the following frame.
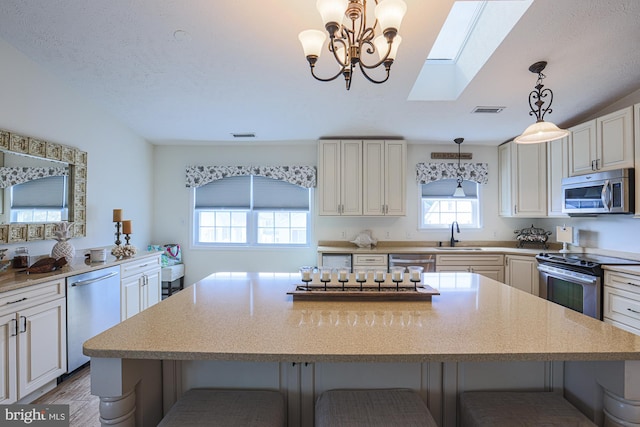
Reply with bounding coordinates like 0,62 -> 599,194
512,143 -> 547,217
569,120 -> 597,176
363,141 -> 385,215
547,136 -> 569,217
0,313 -> 16,404
470,266 -> 504,283
384,141 -> 406,216
340,140 -> 363,215
317,141 -> 342,215
598,106 -> 634,171
121,274 -> 142,321
505,256 -> 537,295
18,298 -> 66,399
142,269 -> 162,311
498,143 -> 512,216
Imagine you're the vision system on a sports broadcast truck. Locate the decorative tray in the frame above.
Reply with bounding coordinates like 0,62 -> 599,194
287,283 -> 440,302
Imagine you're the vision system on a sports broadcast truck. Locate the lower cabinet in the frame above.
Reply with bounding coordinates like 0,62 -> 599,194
0,279 -> 66,404
120,255 -> 162,321
352,254 -> 388,273
604,270 -> 640,335
435,254 -> 505,283
505,255 -> 539,295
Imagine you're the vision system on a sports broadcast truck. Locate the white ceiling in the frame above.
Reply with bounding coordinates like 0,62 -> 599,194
0,0 -> 638,146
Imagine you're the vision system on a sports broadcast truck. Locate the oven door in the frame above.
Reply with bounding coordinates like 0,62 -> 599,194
538,263 -> 601,319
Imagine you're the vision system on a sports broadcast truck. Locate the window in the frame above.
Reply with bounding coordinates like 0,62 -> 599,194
194,175 -> 311,246
10,175 -> 68,222
420,179 -> 480,229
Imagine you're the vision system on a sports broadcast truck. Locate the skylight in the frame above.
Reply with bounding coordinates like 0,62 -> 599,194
409,0 -> 533,101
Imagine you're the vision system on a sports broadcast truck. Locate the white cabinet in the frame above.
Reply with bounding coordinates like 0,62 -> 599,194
0,279 -> 66,404
547,136 -> 569,217
120,255 -> 162,321
318,140 -> 406,216
352,254 -> 388,272
435,254 -> 504,282
604,270 -> 640,335
363,140 -> 406,216
505,255 -> 538,295
569,106 -> 634,176
498,141 -> 547,217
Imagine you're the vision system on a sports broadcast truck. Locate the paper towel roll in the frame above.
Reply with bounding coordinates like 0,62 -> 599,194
556,226 -> 574,244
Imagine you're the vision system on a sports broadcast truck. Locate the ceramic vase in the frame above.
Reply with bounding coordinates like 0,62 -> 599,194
52,240 -> 75,263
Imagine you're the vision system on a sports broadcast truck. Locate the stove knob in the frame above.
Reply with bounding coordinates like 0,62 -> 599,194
580,260 -> 587,265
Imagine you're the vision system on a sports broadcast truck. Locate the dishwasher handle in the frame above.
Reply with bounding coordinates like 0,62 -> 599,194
70,271 -> 119,287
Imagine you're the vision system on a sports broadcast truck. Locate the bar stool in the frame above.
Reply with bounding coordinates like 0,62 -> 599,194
315,388 -> 438,427
161,264 -> 185,298
158,389 -> 285,427
459,391 -> 597,426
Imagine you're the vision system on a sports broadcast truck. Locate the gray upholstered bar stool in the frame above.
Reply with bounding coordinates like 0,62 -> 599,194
459,391 -> 597,426
158,389 -> 285,427
315,388 -> 438,427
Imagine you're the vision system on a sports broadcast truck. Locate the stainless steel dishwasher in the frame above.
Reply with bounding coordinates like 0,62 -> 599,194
66,265 -> 121,372
388,253 -> 435,272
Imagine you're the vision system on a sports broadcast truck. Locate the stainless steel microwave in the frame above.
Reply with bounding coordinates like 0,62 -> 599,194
561,168 -> 634,215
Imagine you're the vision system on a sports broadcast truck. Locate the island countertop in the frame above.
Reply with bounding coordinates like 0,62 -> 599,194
83,272 -> 640,363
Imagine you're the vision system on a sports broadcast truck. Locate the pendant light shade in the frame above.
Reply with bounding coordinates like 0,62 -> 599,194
514,61 -> 569,144
453,137 -> 465,198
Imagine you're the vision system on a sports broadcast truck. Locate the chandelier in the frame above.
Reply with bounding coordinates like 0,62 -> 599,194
514,61 -> 569,144
298,0 -> 407,90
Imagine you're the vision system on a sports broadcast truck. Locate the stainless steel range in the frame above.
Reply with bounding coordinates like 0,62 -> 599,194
536,253 -> 640,319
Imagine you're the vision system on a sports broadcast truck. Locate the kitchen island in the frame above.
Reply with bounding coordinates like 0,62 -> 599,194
84,272 -> 640,427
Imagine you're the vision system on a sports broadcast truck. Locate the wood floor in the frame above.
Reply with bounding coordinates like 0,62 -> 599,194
33,365 -> 100,427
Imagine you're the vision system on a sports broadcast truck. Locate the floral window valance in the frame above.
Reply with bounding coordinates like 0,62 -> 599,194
0,166 -> 69,188
416,162 -> 489,184
185,165 -> 317,189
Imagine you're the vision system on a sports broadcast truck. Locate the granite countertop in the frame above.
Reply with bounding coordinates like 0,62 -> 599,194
83,271 -> 640,363
0,250 -> 162,293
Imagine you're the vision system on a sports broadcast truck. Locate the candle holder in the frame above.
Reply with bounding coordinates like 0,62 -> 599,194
319,267 -> 332,291
337,268 -> 349,291
299,266 -> 313,287
374,270 -> 386,292
124,234 -> 131,246
114,221 -> 122,246
355,269 -> 367,291
408,266 -> 424,291
390,267 -> 404,291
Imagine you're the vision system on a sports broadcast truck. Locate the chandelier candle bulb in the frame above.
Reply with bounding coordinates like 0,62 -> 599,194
112,209 -> 122,222
122,220 -> 132,234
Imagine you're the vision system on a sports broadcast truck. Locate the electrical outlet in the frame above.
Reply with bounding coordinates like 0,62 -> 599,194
340,230 -> 347,239
385,231 -> 391,239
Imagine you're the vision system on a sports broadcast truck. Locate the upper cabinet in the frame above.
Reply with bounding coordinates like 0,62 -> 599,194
546,135 -> 569,217
318,140 -> 406,216
569,106 -> 634,176
498,141 -> 547,217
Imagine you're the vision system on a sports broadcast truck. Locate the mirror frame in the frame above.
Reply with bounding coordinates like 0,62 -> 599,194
0,129 -> 87,243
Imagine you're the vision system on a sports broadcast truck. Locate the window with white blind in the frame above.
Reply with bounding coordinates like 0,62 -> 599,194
420,179 -> 480,229
193,175 -> 311,246
10,176 -> 69,222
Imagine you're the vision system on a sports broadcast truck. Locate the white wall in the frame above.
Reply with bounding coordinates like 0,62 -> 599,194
0,38 -> 154,259
152,141 -> 538,284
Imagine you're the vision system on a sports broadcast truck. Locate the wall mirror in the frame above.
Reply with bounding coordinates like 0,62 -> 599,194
0,129 -> 86,243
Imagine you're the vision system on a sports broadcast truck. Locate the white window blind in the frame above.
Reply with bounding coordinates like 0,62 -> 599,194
195,176 -> 251,209
421,179 -> 478,199
253,176 -> 310,210
11,176 -> 67,208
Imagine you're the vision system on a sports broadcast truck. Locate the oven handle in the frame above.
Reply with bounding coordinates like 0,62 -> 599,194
537,264 -> 598,286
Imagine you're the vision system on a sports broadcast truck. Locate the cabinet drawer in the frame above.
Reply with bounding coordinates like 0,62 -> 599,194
604,271 -> 640,294
604,286 -> 640,332
352,254 -> 387,266
0,279 -> 64,314
436,254 -> 504,266
120,255 -> 161,278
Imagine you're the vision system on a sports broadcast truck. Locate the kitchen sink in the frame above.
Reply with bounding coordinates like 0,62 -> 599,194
437,247 -> 485,251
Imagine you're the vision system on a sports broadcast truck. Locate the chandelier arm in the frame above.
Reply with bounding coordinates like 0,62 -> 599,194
358,62 -> 390,84
359,39 -> 392,69
329,37 -> 349,67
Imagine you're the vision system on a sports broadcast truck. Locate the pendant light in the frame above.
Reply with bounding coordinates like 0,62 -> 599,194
453,137 -> 465,197
514,61 -> 569,144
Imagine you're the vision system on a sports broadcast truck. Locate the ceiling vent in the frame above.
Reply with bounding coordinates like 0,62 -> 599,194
471,106 -> 505,114
231,133 -> 256,138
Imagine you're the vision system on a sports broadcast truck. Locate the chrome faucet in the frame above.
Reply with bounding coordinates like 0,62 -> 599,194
450,221 -> 460,247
